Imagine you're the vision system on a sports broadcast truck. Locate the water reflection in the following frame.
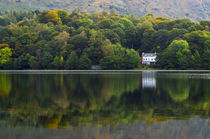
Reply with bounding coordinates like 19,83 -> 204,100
0,74 -> 11,97
1,118 -> 210,139
142,71 -> 156,89
0,71 -> 210,138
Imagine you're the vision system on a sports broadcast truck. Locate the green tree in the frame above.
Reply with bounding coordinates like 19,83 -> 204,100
28,56 -> 38,69
202,50 -> 210,69
65,51 -> 79,70
81,18 -> 93,27
103,29 -> 120,44
158,40 -> 191,69
184,30 -> 209,55
191,50 -> 202,68
0,16 -> 10,26
52,56 -> 60,69
40,52 -> 53,69
52,56 -> 64,69
152,29 -> 169,50
79,54 -> 91,70
118,18 -> 133,29
0,47 -> 12,65
121,49 -> 140,69
14,54 -> 31,69
98,19 -> 114,29
100,43 -> 139,69
69,34 -> 88,56
100,56 -> 119,70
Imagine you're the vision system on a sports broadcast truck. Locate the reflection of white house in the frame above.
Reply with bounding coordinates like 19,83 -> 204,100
142,52 -> 157,65
142,71 -> 156,89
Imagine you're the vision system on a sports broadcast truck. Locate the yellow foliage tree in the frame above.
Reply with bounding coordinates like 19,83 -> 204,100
38,10 -> 62,24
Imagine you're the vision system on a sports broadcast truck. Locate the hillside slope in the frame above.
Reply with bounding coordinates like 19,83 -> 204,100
0,0 -> 209,20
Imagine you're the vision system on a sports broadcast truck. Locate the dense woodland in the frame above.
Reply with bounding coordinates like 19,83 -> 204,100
0,10 -> 209,70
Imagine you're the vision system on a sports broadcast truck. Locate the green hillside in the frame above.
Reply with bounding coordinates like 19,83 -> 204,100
0,10 -> 210,70
0,0 -> 209,21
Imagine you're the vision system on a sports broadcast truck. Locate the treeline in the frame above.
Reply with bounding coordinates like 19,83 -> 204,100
0,10 -> 209,69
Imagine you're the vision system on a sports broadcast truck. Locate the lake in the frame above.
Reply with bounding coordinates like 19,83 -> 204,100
0,71 -> 210,139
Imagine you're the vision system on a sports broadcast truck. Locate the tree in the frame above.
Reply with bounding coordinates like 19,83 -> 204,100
88,29 -> 105,48
69,34 -> 88,56
184,30 -> 210,69
191,50 -> 202,68
100,43 -> 140,69
124,25 -> 137,48
40,52 -> 53,69
202,39 -> 210,69
65,51 -> 79,70
184,30 -> 209,55
0,47 -> 12,65
81,18 -> 93,27
98,19 -> 114,29
0,16 -> 10,26
167,28 -> 188,46
152,29 -> 169,50
200,20 -> 210,31
13,54 -> 31,69
84,47 -> 102,65
100,55 -> 120,70
52,56 -> 60,69
56,10 -> 69,24
112,27 -> 126,45
158,40 -> 191,69
121,49 -> 140,69
202,50 -> 210,69
28,56 -> 38,69
52,56 -> 64,69
79,54 -> 91,70
118,18 -> 137,48
38,10 -> 62,24
118,18 -> 133,29
103,29 -> 120,44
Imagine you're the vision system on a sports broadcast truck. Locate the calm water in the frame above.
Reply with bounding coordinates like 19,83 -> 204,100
0,71 -> 210,139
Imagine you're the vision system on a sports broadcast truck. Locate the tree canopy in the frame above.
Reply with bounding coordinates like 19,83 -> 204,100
0,10 -> 209,69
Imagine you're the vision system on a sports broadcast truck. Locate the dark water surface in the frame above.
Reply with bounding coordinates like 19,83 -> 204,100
0,71 -> 210,139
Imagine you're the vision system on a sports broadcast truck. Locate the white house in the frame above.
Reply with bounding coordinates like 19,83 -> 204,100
142,52 -> 157,65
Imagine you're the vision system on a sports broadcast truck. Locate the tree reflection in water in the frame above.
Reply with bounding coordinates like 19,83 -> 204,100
0,72 -> 209,129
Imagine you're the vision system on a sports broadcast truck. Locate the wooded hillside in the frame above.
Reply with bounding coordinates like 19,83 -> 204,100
0,10 -> 209,69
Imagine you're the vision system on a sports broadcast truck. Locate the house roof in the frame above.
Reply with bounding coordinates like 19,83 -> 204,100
142,53 -> 157,57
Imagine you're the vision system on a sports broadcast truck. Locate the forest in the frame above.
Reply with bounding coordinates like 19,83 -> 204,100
0,10 -> 209,70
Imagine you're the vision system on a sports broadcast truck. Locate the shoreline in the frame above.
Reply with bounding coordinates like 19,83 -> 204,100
0,70 -> 210,73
